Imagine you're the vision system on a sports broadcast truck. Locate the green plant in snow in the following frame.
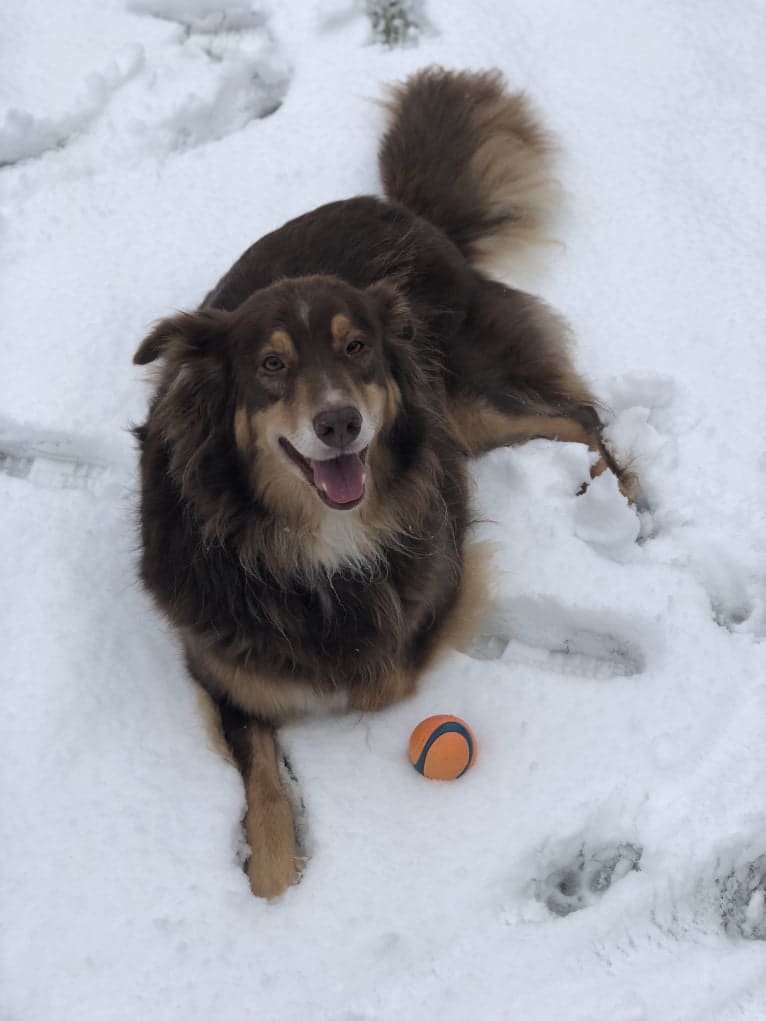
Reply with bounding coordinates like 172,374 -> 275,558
366,0 -> 424,48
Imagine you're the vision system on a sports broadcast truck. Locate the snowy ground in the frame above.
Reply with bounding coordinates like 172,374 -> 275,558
2,2 -> 765,1018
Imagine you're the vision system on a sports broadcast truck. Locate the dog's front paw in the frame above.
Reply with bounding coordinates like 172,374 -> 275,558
244,790 -> 301,900
246,844 -> 300,900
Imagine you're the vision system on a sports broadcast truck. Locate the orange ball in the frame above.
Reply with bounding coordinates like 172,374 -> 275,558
408,715 -> 477,780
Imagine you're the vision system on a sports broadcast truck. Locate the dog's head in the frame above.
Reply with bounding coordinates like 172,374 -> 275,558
134,276 -> 425,553
227,276 -> 407,515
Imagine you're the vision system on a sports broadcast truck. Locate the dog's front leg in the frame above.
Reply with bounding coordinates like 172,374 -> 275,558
218,702 -> 300,899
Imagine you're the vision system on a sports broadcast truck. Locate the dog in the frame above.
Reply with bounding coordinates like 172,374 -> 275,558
133,68 -> 633,898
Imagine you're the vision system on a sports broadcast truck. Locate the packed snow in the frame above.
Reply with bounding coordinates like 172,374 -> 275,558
2,1 -> 765,1018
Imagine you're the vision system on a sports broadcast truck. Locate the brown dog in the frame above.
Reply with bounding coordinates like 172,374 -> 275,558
133,68 -> 632,898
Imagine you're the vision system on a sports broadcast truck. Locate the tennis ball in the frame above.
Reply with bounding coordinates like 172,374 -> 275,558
408,715 -> 477,780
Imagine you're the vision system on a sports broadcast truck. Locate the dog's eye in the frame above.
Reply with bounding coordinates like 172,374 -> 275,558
262,355 -> 286,373
345,339 -> 366,356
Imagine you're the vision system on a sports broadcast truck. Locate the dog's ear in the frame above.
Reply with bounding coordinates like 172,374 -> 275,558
136,307 -> 246,541
133,310 -> 231,366
366,279 -> 414,341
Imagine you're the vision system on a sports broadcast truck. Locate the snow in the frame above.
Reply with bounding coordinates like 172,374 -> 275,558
2,1 -> 765,1018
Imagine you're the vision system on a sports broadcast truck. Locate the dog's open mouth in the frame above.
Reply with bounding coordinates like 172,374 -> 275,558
279,438 -> 367,510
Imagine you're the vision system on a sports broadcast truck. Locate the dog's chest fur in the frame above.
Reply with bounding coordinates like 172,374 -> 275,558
313,506 -> 381,573
181,541 -> 457,719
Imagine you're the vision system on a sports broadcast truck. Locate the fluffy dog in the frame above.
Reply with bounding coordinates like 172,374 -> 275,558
133,68 -> 632,898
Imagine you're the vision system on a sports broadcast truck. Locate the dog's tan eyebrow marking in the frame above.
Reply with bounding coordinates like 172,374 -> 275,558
267,329 -> 298,361
330,314 -> 354,351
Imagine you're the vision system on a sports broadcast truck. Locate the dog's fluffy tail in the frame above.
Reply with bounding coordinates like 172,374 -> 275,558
379,67 -> 558,267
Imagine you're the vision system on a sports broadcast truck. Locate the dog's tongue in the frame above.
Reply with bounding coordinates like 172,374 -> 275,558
311,453 -> 365,505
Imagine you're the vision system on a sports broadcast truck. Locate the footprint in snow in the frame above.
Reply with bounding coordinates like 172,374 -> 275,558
464,595 -> 648,680
1,0 -> 290,171
719,853 -> 766,940
690,542 -> 764,637
534,842 -> 643,917
0,425 -> 132,496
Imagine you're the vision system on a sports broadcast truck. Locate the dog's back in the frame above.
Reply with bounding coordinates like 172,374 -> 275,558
204,68 -> 555,313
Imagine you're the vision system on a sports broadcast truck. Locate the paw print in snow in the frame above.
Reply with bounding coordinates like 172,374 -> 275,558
536,842 -> 642,917
720,853 -> 766,940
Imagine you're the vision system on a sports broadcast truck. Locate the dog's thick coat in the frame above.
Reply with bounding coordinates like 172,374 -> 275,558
134,68 -> 631,898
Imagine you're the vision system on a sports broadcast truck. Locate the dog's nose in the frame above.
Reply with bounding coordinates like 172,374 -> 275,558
313,406 -> 362,449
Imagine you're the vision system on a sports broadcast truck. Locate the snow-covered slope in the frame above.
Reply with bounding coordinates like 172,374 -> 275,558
2,2 -> 765,1018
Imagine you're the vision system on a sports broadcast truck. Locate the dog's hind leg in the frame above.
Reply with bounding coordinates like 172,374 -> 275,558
446,276 -> 636,500
217,700 -> 301,899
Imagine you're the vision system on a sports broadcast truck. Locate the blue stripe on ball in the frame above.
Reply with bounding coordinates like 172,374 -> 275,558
414,721 -> 474,777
